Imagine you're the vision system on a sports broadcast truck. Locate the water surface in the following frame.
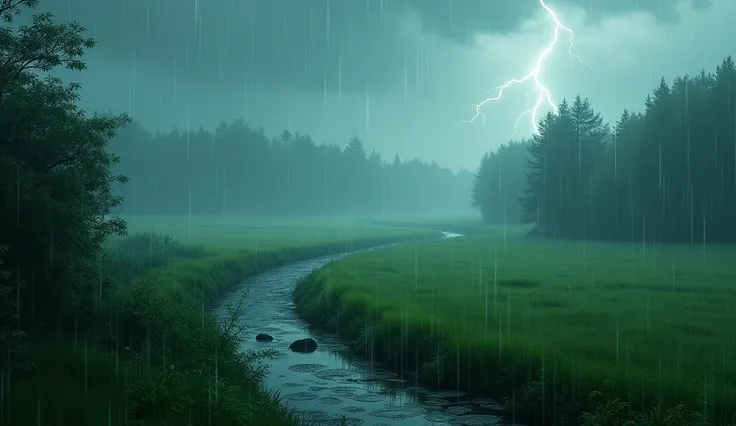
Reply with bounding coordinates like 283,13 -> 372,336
214,233 -> 518,426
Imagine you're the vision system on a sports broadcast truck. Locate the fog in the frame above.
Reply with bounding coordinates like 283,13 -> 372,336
3,0 -> 736,424
30,0 -> 736,172
12,0 -> 727,219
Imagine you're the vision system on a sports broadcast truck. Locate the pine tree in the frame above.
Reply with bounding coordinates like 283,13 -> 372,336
522,112 -> 557,237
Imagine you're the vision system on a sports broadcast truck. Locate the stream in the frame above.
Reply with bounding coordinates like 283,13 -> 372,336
213,232 -> 518,426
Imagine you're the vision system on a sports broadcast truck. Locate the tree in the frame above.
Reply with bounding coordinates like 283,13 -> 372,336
569,95 -> 609,237
522,111 -> 556,237
521,97 -> 608,238
0,1 -> 129,328
509,56 -> 736,243
344,136 -> 367,160
588,109 -> 643,240
471,140 -> 530,225
471,152 -> 492,221
106,125 -> 473,217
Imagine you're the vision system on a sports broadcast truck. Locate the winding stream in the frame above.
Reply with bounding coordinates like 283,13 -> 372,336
214,232 -> 518,426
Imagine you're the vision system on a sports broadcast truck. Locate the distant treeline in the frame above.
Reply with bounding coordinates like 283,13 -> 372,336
473,56 -> 736,243
471,139 -> 530,225
109,122 -> 473,216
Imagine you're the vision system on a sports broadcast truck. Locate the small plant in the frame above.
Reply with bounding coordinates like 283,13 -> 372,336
581,397 -> 628,426
581,389 -> 711,426
216,284 -> 279,387
626,404 -> 709,426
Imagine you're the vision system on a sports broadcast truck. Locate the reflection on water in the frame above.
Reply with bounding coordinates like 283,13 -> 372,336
213,234 -> 519,426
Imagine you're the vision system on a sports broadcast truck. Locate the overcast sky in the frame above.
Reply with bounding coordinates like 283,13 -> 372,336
35,0 -> 734,171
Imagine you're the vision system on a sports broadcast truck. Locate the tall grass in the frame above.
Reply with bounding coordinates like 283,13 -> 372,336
294,232 -> 736,425
4,216 -> 434,425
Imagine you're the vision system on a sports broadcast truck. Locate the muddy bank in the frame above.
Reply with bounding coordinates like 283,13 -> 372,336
214,235 -> 519,426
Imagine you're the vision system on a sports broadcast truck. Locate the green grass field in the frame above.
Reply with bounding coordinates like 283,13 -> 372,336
7,214 -> 438,426
294,228 -> 736,425
117,214 -> 431,251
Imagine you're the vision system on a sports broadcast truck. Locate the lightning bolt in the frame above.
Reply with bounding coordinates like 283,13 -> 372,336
461,0 -> 594,135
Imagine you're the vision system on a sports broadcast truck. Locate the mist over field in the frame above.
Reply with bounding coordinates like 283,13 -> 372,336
106,123 -> 475,218
1,0 -> 736,425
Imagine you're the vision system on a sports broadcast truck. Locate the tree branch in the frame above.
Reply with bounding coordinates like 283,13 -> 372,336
47,148 -> 85,171
0,0 -> 31,16
0,0 -> 36,24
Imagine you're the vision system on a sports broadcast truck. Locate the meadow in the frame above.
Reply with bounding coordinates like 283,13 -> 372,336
294,228 -> 736,425
7,214 -> 436,426
116,214 -> 428,251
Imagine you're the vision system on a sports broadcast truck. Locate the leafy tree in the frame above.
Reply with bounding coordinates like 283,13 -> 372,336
0,0 -> 129,328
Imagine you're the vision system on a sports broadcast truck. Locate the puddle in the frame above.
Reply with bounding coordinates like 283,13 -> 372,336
213,233 -> 520,426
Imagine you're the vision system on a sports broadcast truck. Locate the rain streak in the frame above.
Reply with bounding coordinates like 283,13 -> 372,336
1,0 -> 735,425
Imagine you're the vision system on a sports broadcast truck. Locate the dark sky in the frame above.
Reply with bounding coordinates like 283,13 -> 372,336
32,0 -> 730,170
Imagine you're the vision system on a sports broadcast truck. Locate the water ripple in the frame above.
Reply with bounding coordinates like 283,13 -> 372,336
212,236 -> 520,426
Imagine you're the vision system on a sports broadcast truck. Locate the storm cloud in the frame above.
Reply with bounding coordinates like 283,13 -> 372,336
39,0 -> 712,92
30,0 -> 733,170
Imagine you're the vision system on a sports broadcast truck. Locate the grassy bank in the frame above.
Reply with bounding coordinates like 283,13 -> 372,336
5,215 -> 437,426
294,229 -> 736,425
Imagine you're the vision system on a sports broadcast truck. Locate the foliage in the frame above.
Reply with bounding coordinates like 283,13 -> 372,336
1,229 -> 306,425
4,225 -> 423,425
107,121 -> 474,217
581,386 -> 710,426
587,63 -> 736,243
96,229 -> 421,425
471,139 -> 530,225
0,0 -> 38,23
0,0 -> 129,328
115,271 -> 292,426
474,59 -> 736,243
0,0 -> 459,424
522,95 -> 609,238
0,2 -> 330,424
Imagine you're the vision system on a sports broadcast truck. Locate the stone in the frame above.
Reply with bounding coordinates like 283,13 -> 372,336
255,333 -> 274,342
289,337 -> 318,353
